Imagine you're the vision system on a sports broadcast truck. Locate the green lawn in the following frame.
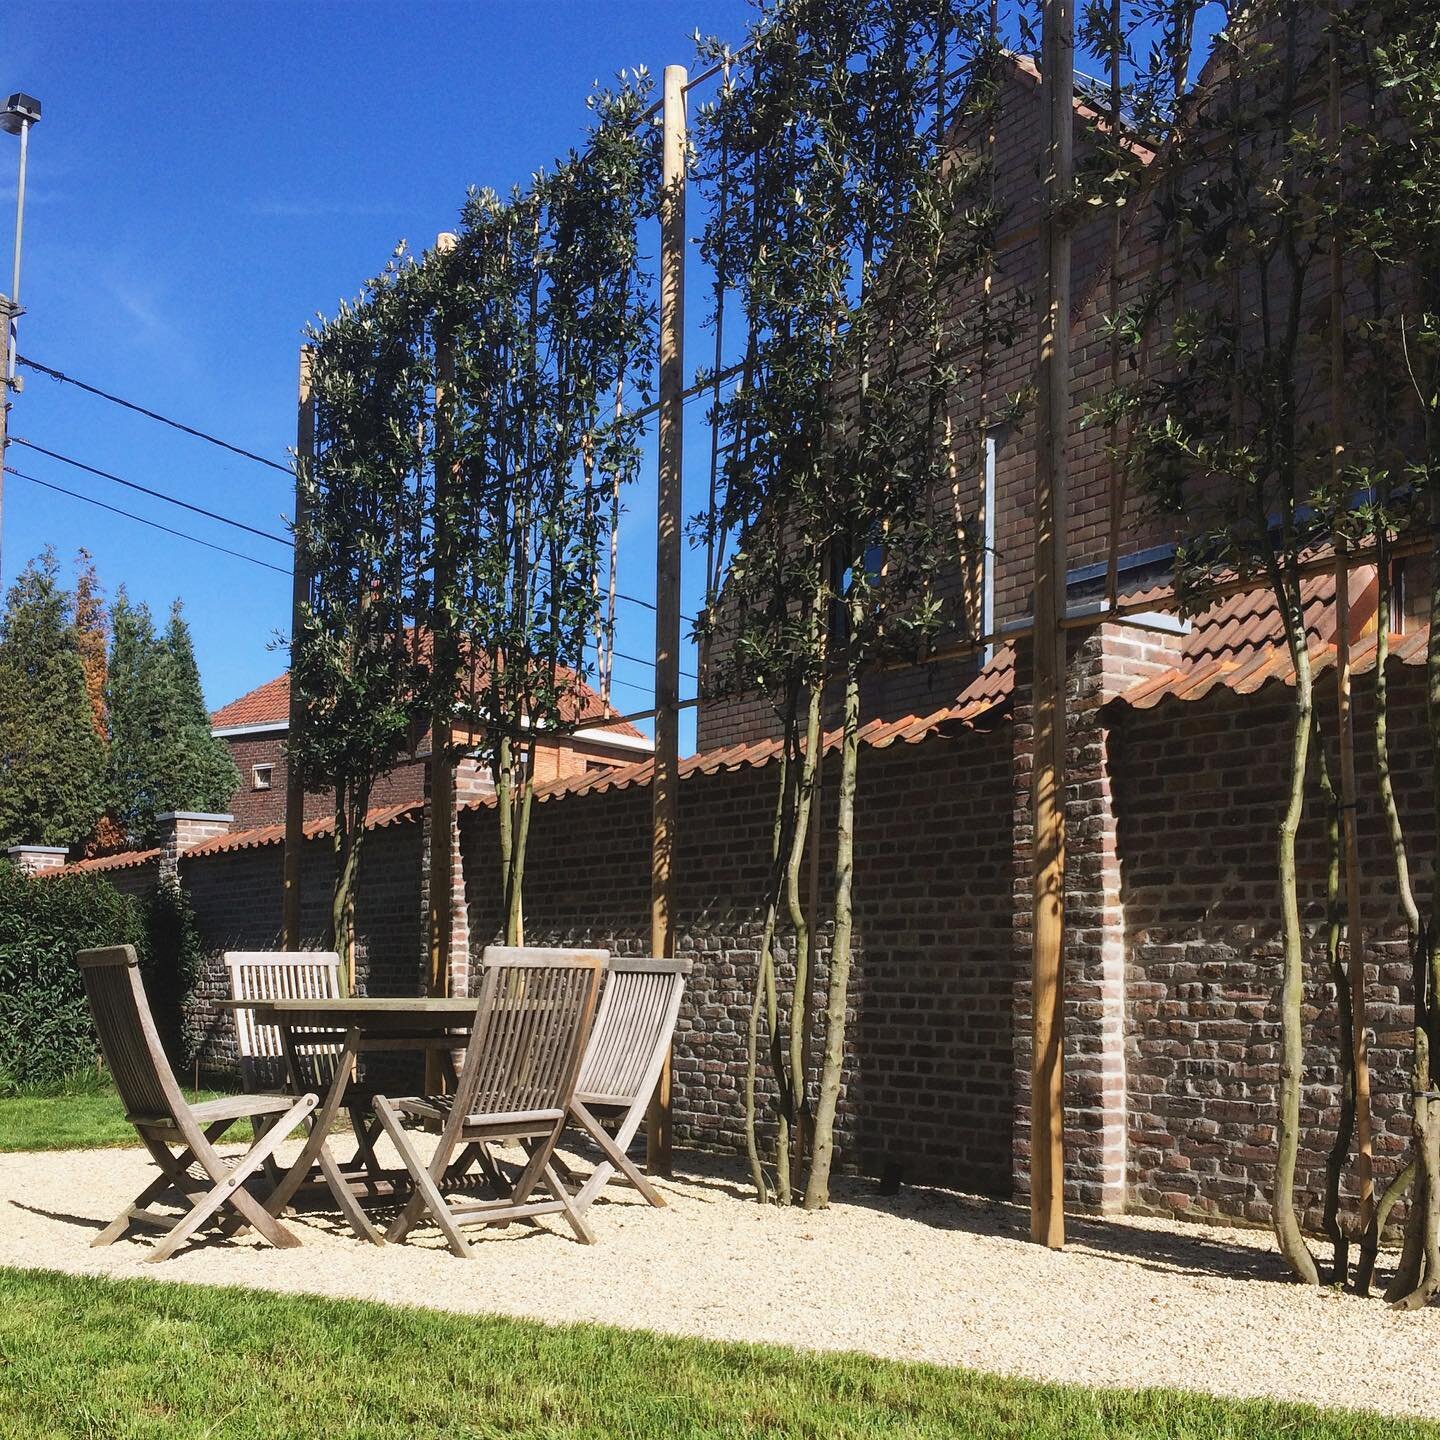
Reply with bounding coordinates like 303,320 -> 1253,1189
0,1269 -> 1431,1440
0,1081 -> 249,1152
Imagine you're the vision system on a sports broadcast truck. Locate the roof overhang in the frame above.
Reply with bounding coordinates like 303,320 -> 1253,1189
212,720 -> 289,739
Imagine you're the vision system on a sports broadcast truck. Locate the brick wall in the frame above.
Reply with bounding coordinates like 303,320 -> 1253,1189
126,638 -> 1430,1235
182,820 -> 424,1079
1114,664 -> 1427,1230
459,719 -> 1018,1193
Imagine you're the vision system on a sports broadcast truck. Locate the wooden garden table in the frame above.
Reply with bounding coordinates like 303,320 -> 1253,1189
215,996 -> 478,1245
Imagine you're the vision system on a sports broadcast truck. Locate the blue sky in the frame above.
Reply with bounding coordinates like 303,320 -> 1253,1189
2,1 -> 753,743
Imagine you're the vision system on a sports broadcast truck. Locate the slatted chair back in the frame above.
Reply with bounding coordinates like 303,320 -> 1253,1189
480,946 -> 610,969
576,956 -> 692,1108
456,955 -> 602,1122
76,946 -> 187,1125
225,951 -> 345,1092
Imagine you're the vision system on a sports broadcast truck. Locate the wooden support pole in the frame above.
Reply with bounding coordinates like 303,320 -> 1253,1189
427,231 -> 459,1015
1031,0 -> 1073,1251
282,345 -> 314,956
647,62 -> 687,1178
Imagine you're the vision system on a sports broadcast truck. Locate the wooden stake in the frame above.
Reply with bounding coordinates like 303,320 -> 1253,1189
282,345 -> 314,955
647,63 -> 687,1178
427,232 -> 459,1025
423,232 -> 460,1098
1031,0 -> 1073,1251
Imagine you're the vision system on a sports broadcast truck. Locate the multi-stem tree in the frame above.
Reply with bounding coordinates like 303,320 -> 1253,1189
696,0 -> 999,1208
1121,1 -> 1345,1285
1336,0 -> 1440,1309
432,77 -> 655,946
292,263 -> 430,983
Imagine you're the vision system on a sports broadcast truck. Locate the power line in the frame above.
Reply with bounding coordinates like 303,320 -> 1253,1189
9,437 -> 291,548
611,645 -> 699,682
5,466 -> 290,576
17,355 -> 294,476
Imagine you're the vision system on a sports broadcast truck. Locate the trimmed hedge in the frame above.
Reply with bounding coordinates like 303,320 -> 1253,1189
0,863 -> 202,1091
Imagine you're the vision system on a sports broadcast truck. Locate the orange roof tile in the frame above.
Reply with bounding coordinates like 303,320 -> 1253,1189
462,679 -> 1009,814
1117,568 -> 1425,710
181,801 -> 422,859
210,673 -> 292,730
52,804 -> 422,875
61,847 -> 161,875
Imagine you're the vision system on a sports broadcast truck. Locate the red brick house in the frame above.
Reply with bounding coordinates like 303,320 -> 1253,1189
210,668 -> 652,830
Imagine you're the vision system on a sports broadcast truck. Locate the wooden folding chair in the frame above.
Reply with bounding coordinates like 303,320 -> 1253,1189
76,945 -> 316,1263
563,956 -> 691,1213
372,952 -> 602,1256
224,951 -> 382,1178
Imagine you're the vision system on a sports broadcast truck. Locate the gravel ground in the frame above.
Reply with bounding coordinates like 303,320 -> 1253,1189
1,1137 -> 1436,1420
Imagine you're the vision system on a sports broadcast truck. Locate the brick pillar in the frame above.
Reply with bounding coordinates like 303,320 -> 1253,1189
422,759 -> 488,998
155,811 -> 233,886
6,844 -> 70,875
1012,617 -> 1183,1212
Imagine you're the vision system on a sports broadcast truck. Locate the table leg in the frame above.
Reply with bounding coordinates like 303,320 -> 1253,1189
265,1025 -> 380,1243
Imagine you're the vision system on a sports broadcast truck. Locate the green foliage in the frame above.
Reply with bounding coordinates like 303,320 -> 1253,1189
0,862 -> 146,1091
298,72 -> 657,950
161,602 -> 240,816
0,863 -> 207,1091
0,549 -> 107,849
143,876 -> 206,1068
437,74 -> 657,929
105,592 -> 239,847
293,266 -> 430,808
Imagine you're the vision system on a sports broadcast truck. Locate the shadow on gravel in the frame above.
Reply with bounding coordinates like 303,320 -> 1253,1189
658,1147 -> 1325,1289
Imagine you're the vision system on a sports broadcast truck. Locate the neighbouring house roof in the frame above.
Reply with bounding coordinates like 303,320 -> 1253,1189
210,673 -> 292,731
211,668 -> 647,743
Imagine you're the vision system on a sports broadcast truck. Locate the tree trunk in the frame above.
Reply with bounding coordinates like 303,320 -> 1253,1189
784,653 -> 824,1201
1358,534 -> 1419,1294
506,745 -> 533,946
803,635 -> 861,1210
331,778 -> 366,995
1314,732 -> 1354,1285
1273,623 -> 1321,1285
1389,499 -> 1440,1308
496,731 -> 514,927
746,746 -> 794,1203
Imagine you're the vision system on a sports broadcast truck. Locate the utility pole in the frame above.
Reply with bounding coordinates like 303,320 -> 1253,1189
1031,0 -> 1073,1251
0,92 -> 42,589
283,345 -> 314,956
647,62 -> 687,1177
0,291 -> 12,589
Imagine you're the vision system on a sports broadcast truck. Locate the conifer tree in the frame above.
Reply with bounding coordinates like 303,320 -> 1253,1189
0,549 -> 107,848
72,550 -> 108,742
160,600 -> 238,818
106,592 -> 238,845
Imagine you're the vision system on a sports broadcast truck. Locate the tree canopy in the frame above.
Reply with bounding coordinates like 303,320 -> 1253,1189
0,550 -> 107,849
